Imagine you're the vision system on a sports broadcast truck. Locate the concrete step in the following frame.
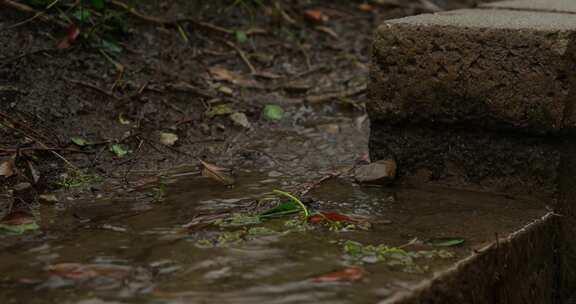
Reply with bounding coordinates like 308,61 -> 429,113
369,1 -> 576,302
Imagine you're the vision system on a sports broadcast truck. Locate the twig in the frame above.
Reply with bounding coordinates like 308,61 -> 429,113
219,39 -> 257,74
64,78 -> 118,99
305,84 -> 367,104
0,146 -> 92,154
1,0 -> 68,30
108,0 -> 233,34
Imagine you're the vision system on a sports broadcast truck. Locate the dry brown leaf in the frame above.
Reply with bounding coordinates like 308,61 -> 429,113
200,160 -> 235,186
0,158 -> 15,177
314,26 -> 339,39
208,66 -> 261,88
303,9 -> 328,22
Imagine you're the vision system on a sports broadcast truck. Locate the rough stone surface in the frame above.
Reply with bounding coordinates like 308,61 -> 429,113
369,124 -> 561,198
354,159 -> 397,184
370,9 -> 576,134
482,0 -> 576,14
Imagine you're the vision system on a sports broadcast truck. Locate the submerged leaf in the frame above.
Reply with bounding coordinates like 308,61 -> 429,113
200,160 -> 235,185
0,213 -> 38,235
424,237 -> 465,247
311,267 -> 365,283
309,212 -> 355,224
259,201 -> 300,218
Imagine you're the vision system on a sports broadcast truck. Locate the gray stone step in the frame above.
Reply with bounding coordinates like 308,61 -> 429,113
481,0 -> 576,14
370,8 -> 576,134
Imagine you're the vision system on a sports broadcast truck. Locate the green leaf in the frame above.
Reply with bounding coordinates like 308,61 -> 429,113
0,222 -> 39,235
259,201 -> 299,218
100,39 -> 123,55
110,144 -> 128,157
235,31 -> 247,44
91,0 -> 105,10
424,237 -> 465,247
263,104 -> 284,121
206,104 -> 234,117
71,137 -> 88,146
71,9 -> 92,22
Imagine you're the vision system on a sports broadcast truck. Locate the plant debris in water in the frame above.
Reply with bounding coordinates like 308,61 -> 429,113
342,240 -> 455,273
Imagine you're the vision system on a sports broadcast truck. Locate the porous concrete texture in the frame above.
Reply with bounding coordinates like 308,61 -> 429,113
369,124 -> 561,198
384,213 -> 560,304
481,0 -> 576,14
370,9 -> 576,134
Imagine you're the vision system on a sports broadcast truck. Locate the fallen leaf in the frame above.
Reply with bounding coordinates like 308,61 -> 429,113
208,66 -> 261,88
25,160 -> 40,184
304,9 -> 329,22
358,3 -> 373,11
159,132 -> 178,146
235,30 -> 247,44
71,137 -> 89,146
57,24 -> 80,49
47,263 -> 132,280
0,212 -> 38,235
424,237 -> 465,247
0,158 -> 15,177
229,112 -> 251,129
262,104 -> 284,121
309,212 -> 355,224
312,267 -> 365,282
206,104 -> 234,117
110,144 -> 129,157
314,26 -> 339,39
200,160 -> 235,186
118,113 -> 131,125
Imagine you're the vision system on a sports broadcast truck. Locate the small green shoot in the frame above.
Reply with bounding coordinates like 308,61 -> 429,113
272,190 -> 309,218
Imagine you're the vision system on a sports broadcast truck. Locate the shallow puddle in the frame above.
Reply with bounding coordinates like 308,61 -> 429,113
0,171 -> 546,304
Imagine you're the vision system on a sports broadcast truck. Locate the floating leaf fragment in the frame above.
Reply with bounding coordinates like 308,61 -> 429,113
47,263 -> 132,280
312,267 -> 365,283
0,213 -> 38,235
200,160 -> 235,185
309,212 -> 355,224
424,237 -> 465,247
263,104 -> 284,121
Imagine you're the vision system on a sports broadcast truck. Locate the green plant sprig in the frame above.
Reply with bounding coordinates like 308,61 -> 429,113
272,189 -> 309,218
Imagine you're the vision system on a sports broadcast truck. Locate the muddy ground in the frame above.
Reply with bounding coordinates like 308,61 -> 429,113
0,0 -> 487,199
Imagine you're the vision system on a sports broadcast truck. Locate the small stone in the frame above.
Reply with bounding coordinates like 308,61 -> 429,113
229,112 -> 252,129
39,194 -> 59,204
159,132 -> 178,146
354,159 -> 397,185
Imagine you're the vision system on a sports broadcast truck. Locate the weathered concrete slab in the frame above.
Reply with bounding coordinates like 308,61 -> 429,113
370,9 -> 576,134
384,213 -> 560,304
369,124 -> 561,198
482,0 -> 576,14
